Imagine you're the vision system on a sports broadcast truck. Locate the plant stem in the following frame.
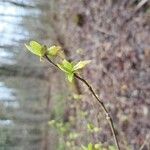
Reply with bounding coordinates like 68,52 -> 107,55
74,74 -> 120,150
45,56 -> 120,150
45,55 -> 58,68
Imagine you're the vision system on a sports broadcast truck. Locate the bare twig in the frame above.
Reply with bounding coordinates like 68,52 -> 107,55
45,56 -> 120,150
135,0 -> 149,12
45,55 -> 58,68
74,74 -> 120,150
139,134 -> 150,150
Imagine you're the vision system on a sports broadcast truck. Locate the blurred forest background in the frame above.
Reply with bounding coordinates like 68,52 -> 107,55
0,0 -> 150,150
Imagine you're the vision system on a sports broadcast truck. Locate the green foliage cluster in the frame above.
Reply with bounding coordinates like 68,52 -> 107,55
25,41 -> 91,82
25,41 -> 61,59
48,119 -> 80,150
87,123 -> 100,133
25,40 -> 119,150
48,120 -> 70,134
48,119 -> 116,150
57,59 -> 91,82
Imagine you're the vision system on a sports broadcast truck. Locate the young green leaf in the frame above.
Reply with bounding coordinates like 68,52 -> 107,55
57,59 -> 75,82
47,45 -> 61,56
25,41 -> 46,57
57,59 -> 74,73
94,144 -> 101,150
62,59 -> 73,71
88,143 -> 93,150
73,60 -> 91,71
30,41 -> 41,51
57,64 -> 72,74
67,73 -> 74,82
58,59 -> 90,83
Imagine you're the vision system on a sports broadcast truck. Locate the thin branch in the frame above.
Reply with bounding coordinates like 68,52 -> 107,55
139,134 -> 150,150
74,74 -> 120,150
44,55 -> 58,69
135,0 -> 149,12
45,56 -> 120,150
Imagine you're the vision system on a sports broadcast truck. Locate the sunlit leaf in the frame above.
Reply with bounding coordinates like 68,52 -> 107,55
25,41 -> 46,57
88,143 -> 93,150
73,60 -> 91,71
57,64 -> 71,73
94,144 -> 102,150
47,45 -> 61,56
57,59 -> 74,75
62,59 -> 73,71
25,44 -> 35,53
67,73 -> 74,82
30,41 -> 41,51
58,59 -> 90,83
